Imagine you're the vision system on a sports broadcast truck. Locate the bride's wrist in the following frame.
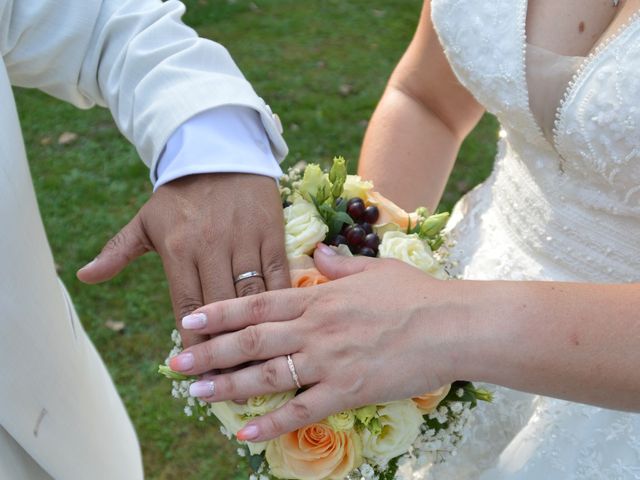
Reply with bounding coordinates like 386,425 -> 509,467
441,279 -> 525,385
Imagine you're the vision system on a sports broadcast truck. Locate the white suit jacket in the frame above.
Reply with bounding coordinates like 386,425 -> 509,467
0,0 -> 286,477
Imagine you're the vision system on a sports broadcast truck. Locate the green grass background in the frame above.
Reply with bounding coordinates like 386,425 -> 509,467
15,1 -> 497,478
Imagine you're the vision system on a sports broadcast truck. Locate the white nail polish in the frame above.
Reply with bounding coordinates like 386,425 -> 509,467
189,380 -> 215,397
182,312 -> 207,329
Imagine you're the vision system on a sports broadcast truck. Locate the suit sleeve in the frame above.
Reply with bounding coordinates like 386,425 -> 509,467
0,0 -> 287,180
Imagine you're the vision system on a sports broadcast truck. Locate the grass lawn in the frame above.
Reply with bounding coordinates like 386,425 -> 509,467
15,1 -> 497,478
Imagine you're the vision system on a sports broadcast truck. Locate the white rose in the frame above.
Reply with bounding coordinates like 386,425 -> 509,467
284,199 -> 329,257
379,231 -> 446,279
342,174 -> 373,200
360,401 -> 423,465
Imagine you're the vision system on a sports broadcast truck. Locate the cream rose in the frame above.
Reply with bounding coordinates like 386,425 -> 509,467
412,385 -> 451,414
342,174 -> 373,200
326,410 -> 356,432
229,390 -> 296,418
284,199 -> 329,257
298,164 -> 331,200
208,392 -> 294,455
360,401 -> 423,465
208,401 -> 267,455
266,423 -> 362,480
379,231 -> 446,279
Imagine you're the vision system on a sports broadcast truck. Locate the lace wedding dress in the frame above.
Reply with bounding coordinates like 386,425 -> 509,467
400,1 -> 640,478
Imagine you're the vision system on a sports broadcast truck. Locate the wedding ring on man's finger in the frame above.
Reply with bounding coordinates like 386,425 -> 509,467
286,354 -> 302,389
233,271 -> 264,284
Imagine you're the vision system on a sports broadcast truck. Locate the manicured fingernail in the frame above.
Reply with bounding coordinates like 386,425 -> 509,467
189,380 -> 215,397
79,258 -> 97,271
170,352 -> 194,371
237,424 -> 260,441
182,313 -> 207,329
316,242 -> 336,256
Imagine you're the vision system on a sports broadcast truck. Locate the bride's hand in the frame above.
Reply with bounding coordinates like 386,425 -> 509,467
168,243 -> 471,442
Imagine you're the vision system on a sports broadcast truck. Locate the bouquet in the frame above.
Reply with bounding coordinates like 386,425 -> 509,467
159,157 -> 491,480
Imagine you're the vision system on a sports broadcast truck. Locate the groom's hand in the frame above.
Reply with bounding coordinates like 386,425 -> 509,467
77,173 -> 290,347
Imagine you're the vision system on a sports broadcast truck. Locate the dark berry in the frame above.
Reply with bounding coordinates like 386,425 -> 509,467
363,233 -> 380,252
332,234 -> 348,247
334,197 -> 347,210
346,197 -> 365,220
362,205 -> 380,224
346,225 -> 366,246
361,222 -> 373,235
358,247 -> 377,257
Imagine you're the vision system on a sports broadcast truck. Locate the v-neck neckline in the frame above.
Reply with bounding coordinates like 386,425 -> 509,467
520,0 -> 640,154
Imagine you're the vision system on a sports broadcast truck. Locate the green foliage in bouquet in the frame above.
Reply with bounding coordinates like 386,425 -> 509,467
300,157 -> 357,240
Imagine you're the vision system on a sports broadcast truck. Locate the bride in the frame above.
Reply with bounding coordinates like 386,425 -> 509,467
168,0 -> 640,477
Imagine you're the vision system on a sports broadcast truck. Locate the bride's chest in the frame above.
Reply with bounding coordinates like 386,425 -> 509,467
431,0 -> 640,207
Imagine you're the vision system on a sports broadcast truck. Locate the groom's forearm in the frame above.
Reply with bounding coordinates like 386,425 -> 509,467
456,279 -> 640,411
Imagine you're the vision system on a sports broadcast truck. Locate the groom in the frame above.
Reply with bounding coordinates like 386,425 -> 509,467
0,0 -> 287,478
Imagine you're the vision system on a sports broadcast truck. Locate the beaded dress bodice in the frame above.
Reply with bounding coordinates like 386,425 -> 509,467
399,1 -> 640,479
433,0 -> 640,284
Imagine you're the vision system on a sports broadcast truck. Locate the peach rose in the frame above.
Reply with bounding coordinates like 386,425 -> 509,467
266,423 -> 362,480
289,255 -> 330,288
412,385 -> 451,414
291,268 -> 330,288
366,191 -> 419,231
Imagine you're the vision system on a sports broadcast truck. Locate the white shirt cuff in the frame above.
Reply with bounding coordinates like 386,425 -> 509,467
154,106 -> 283,190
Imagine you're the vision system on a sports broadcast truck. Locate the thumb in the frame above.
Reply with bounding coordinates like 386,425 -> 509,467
313,243 -> 378,280
77,214 -> 151,284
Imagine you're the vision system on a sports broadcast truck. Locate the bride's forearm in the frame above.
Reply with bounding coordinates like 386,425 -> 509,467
455,280 -> 640,411
357,0 -> 484,213
358,86 -> 462,212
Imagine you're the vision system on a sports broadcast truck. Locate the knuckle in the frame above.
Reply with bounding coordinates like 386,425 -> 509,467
262,253 -> 288,277
174,297 -> 202,319
236,279 -> 265,297
104,232 -> 125,252
163,234 -> 189,258
202,345 -> 218,370
345,375 -> 366,397
288,398 -> 312,422
266,414 -> 284,436
221,374 -> 237,399
260,360 -> 280,389
199,224 -> 219,247
246,295 -> 268,323
238,325 -> 263,356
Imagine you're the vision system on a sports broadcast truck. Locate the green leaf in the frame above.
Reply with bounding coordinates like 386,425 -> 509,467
419,212 -> 450,238
158,364 -> 192,381
248,453 -> 265,473
376,455 -> 401,480
332,211 -> 353,225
